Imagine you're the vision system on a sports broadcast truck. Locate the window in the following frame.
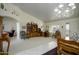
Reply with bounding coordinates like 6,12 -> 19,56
49,25 -> 59,33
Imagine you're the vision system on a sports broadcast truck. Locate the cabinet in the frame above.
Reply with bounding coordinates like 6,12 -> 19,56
44,31 -> 49,37
26,23 -> 43,38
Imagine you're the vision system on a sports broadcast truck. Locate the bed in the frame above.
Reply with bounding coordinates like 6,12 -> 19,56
5,37 -> 57,55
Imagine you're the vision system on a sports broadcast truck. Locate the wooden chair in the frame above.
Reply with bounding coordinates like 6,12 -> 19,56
0,32 -> 10,55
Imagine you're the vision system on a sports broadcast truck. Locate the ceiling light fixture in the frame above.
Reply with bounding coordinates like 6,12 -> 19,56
68,3 -> 75,6
58,4 -> 64,8
54,3 -> 76,18
72,6 -> 76,9
54,8 -> 59,12
65,9 -> 69,12
58,11 -> 61,14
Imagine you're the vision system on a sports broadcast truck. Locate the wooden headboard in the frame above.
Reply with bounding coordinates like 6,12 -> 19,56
55,30 -> 79,55
57,38 -> 79,55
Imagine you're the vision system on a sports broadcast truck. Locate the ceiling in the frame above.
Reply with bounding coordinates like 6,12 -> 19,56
14,3 -> 79,22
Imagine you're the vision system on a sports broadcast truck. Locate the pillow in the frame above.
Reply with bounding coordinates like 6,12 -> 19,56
70,33 -> 78,41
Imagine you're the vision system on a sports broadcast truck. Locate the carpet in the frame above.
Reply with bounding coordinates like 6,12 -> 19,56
43,47 -> 57,55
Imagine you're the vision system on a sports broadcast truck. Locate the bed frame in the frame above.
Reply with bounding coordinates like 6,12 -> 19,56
55,30 -> 79,55
57,38 -> 79,55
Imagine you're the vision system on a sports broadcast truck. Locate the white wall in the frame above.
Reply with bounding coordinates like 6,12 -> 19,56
46,17 -> 79,37
1,3 -> 79,37
0,3 -> 44,31
3,17 -> 17,32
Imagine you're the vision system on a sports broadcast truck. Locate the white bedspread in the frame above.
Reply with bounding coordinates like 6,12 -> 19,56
15,41 -> 57,55
8,37 -> 57,55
